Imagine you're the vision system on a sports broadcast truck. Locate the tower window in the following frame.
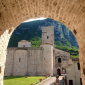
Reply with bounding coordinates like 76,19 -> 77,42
58,58 -> 61,63
19,58 -> 21,62
77,62 -> 80,70
47,36 -> 49,39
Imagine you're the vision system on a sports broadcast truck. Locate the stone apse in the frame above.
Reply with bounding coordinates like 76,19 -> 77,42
0,0 -> 85,85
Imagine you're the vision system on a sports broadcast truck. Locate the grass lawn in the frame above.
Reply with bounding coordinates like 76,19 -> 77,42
4,76 -> 45,85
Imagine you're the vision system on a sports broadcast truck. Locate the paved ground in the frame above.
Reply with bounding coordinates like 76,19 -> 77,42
42,76 -> 64,85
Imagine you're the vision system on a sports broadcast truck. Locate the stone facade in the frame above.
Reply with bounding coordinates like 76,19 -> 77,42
53,48 -> 70,76
5,26 -> 70,77
42,26 -> 54,46
18,40 -> 31,47
5,42 -> 70,77
5,43 -> 54,76
64,58 -> 81,85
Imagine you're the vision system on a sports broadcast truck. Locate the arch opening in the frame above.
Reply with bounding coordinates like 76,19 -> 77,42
4,17 -> 81,85
58,58 -> 61,63
0,0 -> 85,85
57,69 -> 61,76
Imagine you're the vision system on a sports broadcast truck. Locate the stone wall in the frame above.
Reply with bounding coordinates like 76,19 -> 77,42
54,48 -> 70,75
18,40 -> 31,47
40,44 -> 53,76
5,45 -> 53,76
42,26 -> 54,46
5,47 -> 43,76
0,0 -> 85,85
5,49 -> 15,76
27,49 -> 43,76
13,50 -> 28,76
66,61 -> 81,85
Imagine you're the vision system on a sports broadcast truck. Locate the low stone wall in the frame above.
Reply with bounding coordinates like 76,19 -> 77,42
36,76 -> 51,85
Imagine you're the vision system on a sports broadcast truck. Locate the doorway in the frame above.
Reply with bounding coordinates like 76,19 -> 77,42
80,78 -> 82,85
69,80 -> 73,85
57,69 -> 61,76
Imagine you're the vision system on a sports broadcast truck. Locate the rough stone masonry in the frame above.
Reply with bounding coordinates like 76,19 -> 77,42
0,0 -> 85,85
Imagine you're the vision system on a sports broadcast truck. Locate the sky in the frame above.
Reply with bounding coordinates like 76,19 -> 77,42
23,17 -> 46,23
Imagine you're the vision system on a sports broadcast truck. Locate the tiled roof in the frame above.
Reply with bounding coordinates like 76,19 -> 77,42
71,58 -> 79,61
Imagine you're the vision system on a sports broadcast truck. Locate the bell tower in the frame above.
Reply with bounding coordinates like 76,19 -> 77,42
41,26 -> 54,46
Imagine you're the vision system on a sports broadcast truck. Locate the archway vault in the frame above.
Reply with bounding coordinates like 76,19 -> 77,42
0,0 -> 85,85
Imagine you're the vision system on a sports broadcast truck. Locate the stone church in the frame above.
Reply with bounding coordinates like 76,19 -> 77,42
5,26 -> 70,76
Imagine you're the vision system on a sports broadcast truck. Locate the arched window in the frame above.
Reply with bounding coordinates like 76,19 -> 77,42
58,58 -> 61,63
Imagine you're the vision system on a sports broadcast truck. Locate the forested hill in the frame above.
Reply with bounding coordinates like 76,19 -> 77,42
8,18 -> 79,57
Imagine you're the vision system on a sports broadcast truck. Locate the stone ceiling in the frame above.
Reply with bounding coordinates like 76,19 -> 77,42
0,0 -> 85,85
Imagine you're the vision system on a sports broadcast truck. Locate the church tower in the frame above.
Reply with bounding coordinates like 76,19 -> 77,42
41,26 -> 54,46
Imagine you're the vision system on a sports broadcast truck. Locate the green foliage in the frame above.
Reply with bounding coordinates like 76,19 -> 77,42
30,37 -> 41,47
55,41 -> 62,46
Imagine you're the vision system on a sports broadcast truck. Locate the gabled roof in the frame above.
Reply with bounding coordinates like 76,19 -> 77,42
71,58 -> 79,61
63,58 -> 79,68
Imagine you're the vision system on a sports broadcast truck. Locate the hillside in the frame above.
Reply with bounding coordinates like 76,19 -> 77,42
8,18 -> 79,58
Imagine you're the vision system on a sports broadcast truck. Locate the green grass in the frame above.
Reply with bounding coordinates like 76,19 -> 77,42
4,76 -> 45,85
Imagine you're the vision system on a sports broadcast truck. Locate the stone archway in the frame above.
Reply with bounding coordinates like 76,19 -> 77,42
57,68 -> 61,76
0,0 -> 85,85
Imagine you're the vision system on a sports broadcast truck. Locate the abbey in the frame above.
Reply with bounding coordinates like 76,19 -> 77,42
5,26 -> 70,76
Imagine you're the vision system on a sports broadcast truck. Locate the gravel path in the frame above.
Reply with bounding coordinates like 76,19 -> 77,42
42,76 -> 64,85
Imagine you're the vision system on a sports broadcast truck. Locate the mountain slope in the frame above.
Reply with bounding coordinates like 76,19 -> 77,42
8,18 -> 78,49
8,18 -> 79,58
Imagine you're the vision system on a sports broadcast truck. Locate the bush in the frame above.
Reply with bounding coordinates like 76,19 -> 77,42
53,82 -> 58,85
45,75 -> 48,78
30,84 -> 35,85
39,78 -> 43,82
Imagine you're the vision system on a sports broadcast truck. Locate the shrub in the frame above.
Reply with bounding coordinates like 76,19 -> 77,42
48,74 -> 51,77
53,82 -> 58,85
39,78 -> 43,82
30,84 -> 35,85
25,76 -> 28,78
45,75 -> 48,78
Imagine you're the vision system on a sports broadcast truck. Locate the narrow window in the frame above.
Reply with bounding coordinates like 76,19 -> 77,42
19,58 -> 21,62
77,62 -> 80,70
47,36 -> 49,39
58,58 -> 61,63
80,78 -> 82,85
0,67 -> 1,73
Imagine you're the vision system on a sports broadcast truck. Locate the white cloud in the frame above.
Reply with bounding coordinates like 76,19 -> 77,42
22,17 -> 46,23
